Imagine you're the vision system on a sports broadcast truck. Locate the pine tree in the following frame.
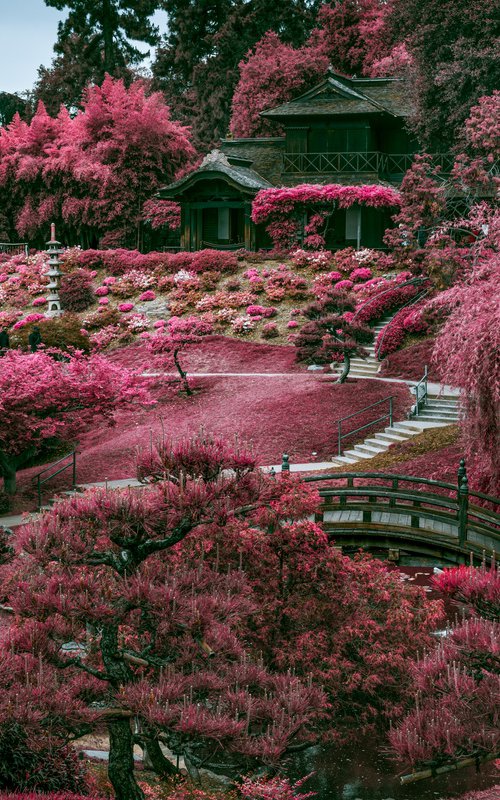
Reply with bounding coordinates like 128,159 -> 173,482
36,0 -> 162,112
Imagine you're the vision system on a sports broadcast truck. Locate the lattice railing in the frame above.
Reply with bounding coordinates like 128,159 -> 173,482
282,152 -> 455,177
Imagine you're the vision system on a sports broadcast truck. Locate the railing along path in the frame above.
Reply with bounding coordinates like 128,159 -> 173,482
292,459 -> 500,564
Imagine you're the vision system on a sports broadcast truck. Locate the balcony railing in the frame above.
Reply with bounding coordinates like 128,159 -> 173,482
282,152 -> 455,177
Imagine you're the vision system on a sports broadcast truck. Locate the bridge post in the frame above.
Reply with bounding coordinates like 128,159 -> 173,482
458,474 -> 469,549
281,453 -> 290,474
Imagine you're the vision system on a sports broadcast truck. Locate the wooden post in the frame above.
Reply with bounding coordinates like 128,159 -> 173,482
244,202 -> 253,251
458,474 -> 469,548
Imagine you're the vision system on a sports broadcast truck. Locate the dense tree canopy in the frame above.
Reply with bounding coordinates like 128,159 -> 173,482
387,0 -> 500,150
0,76 -> 194,247
0,434 -> 441,799
152,0 -> 321,149
36,0 -> 161,112
0,349 -> 151,494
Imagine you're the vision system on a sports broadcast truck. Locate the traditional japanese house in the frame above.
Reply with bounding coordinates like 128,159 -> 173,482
158,68 -> 427,251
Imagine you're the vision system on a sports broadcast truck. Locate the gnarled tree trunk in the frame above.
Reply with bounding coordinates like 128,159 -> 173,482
337,353 -> 350,384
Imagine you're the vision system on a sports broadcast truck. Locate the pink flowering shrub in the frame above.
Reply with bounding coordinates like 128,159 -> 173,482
287,320 -> 299,329
291,249 -> 334,270
153,319 -> 166,328
334,279 -> 354,292
246,305 -> 277,318
32,297 -> 46,307
374,297 -> 431,360
231,315 -> 255,335
13,313 -> 45,330
95,286 -> 109,296
355,273 -> 419,325
98,297 -> 109,306
118,303 -> 134,313
349,267 -> 373,282
0,311 -> 22,329
196,291 -> 257,312
261,322 -> 279,338
139,290 -> 156,302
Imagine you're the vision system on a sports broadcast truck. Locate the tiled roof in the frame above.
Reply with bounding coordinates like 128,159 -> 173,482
261,69 -> 412,119
158,150 -> 273,198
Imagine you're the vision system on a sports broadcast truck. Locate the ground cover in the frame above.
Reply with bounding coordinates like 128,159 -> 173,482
380,338 -> 442,382
13,355 -> 411,507
108,335 -> 303,373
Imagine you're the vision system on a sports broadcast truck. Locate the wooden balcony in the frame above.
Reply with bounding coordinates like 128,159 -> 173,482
282,152 -> 455,178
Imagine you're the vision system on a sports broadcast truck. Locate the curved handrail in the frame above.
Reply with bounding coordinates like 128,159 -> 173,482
352,276 -> 430,324
374,288 -> 430,361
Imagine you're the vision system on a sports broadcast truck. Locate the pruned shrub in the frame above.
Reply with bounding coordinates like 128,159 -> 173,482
11,315 -> 91,353
261,322 -> 279,338
0,722 -> 87,793
59,270 -> 95,312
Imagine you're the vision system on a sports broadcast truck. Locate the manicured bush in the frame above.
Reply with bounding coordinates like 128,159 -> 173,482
82,307 -> 121,330
139,290 -> 156,301
59,269 -> 95,312
11,314 -> 91,354
261,322 -> 279,338
118,303 -> 134,313
0,722 -> 87,793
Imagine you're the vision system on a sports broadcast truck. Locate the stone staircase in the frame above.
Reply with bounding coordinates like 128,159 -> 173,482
333,316 -> 392,379
330,390 -> 460,467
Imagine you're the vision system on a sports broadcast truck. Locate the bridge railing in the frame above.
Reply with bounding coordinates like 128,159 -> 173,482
300,461 -> 500,562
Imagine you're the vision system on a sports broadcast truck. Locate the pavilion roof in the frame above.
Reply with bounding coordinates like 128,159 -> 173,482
260,68 -> 411,120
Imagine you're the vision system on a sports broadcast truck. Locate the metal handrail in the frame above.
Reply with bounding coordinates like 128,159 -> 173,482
412,365 -> 429,417
33,449 -> 77,510
374,288 -> 429,360
352,276 -> 429,325
336,395 -> 394,457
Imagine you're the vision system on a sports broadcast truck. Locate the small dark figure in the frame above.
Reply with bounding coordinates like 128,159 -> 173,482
28,325 -> 42,353
0,328 -> 9,354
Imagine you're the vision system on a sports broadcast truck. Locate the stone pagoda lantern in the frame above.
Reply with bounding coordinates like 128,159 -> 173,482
45,223 -> 63,317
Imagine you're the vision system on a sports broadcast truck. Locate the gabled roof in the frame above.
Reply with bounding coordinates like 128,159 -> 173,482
260,68 -> 411,120
158,150 -> 273,199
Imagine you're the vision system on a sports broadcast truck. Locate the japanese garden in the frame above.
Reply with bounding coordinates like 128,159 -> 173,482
0,2 -> 498,800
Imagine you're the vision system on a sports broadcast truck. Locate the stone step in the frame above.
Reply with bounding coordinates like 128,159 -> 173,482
330,455 -> 360,465
372,431 -> 410,443
392,422 -> 429,434
418,407 -> 459,417
353,443 -> 389,456
343,448 -> 376,460
364,436 -> 394,448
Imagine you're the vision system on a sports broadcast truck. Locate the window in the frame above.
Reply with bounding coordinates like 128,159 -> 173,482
345,206 -> 361,246
218,207 -> 230,240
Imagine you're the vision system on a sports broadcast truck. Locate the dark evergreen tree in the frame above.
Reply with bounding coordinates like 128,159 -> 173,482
36,1 -> 161,113
0,92 -> 28,127
152,0 -> 321,150
387,0 -> 500,150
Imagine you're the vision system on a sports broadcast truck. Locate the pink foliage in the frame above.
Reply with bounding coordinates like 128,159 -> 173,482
252,185 -> 400,249
0,349 -> 151,494
142,198 -> 181,230
138,290 -> 156,302
118,302 -> 134,313
12,313 -> 45,330
0,78 -> 194,245
230,32 -> 328,138
431,218 -> 500,493
375,301 -> 429,359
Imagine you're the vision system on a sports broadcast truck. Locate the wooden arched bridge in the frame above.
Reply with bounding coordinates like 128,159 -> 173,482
299,461 -> 500,565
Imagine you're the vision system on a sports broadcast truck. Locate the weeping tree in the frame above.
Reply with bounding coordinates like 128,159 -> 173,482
294,289 -> 372,382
